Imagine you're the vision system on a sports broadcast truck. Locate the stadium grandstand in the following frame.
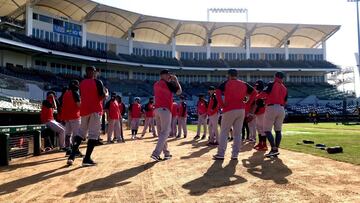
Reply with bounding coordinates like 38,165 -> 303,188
0,0 -> 359,123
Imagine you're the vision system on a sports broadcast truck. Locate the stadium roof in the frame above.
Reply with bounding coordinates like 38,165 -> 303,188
1,0 -> 340,48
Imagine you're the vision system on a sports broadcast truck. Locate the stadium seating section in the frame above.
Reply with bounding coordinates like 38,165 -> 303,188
1,32 -> 338,69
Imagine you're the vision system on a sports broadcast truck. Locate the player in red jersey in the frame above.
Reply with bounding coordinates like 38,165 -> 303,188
141,97 -> 157,138
129,97 -> 142,139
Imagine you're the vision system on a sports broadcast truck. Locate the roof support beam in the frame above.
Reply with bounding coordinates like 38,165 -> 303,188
276,25 -> 299,48
240,24 -> 256,47
124,15 -> 144,39
81,4 -> 100,22
167,22 -> 182,44
311,26 -> 340,48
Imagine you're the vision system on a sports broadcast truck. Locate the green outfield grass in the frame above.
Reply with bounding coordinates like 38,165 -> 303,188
187,123 -> 360,165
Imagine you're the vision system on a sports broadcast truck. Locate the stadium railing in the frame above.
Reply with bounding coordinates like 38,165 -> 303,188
0,125 -> 45,166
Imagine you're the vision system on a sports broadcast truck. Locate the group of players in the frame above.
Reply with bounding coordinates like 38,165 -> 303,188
40,66 -> 287,166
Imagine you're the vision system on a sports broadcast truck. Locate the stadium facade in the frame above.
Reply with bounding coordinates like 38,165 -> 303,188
0,0 -> 339,84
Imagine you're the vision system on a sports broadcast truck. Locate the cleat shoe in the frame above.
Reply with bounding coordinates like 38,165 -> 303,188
201,135 -> 206,140
164,154 -> 173,160
212,154 -> 224,160
184,135 -> 187,138
176,135 -> 181,139
194,135 -> 200,140
67,158 -> 74,166
151,155 -> 162,161
231,157 -> 238,160
265,150 -> 280,158
258,145 -> 268,151
82,158 -> 97,167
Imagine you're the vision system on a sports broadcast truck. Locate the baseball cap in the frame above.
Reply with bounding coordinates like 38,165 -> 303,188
86,66 -> 97,72
228,69 -> 238,77
160,69 -> 170,75
111,92 -> 117,97
208,86 -> 216,90
134,97 -> 141,101
275,71 -> 285,79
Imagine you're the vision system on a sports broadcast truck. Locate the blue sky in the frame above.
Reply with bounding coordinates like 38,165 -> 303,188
94,0 -> 358,68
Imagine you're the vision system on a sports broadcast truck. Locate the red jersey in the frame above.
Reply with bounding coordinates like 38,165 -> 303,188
207,94 -> 219,116
79,79 -> 104,116
61,90 -> 80,121
130,103 -> 142,118
216,79 -> 254,113
154,79 -> 178,111
144,103 -> 155,118
197,99 -> 208,115
264,78 -> 288,106
171,102 -> 178,117
40,98 -> 54,123
118,102 -> 125,118
178,101 -> 187,117
105,100 -> 120,120
255,92 -> 266,115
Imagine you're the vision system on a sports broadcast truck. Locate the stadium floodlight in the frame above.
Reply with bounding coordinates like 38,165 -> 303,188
207,8 -> 248,22
348,0 -> 360,69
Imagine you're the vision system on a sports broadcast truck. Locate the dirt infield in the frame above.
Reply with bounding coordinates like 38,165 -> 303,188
0,129 -> 359,203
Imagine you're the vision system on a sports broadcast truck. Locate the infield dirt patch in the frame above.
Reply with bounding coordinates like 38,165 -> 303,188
0,128 -> 359,203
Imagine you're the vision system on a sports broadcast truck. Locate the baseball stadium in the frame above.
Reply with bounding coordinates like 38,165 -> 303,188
0,0 -> 359,202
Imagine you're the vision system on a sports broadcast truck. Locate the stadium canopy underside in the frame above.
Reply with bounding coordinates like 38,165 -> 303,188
0,0 -> 340,48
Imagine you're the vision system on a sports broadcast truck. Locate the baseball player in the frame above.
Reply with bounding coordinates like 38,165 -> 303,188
61,80 -> 83,157
129,97 -> 142,139
253,80 -> 268,151
116,95 -> 126,142
177,95 -> 188,139
207,86 -> 220,146
262,72 -> 288,158
213,69 -> 255,160
244,89 -> 257,143
194,94 -> 208,140
104,92 -> 121,143
151,70 -> 182,161
40,91 -> 66,150
67,66 -> 108,166
141,97 -> 157,138
170,101 -> 178,137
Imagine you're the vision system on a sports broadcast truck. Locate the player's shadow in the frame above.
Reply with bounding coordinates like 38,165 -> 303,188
241,152 -> 292,184
180,142 -> 216,159
177,139 -> 197,146
182,160 -> 247,196
0,165 -> 81,195
240,142 -> 255,152
64,161 -> 157,197
0,157 -> 66,172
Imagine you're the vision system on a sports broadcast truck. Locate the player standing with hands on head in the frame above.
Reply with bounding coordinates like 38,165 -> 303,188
40,91 -> 66,151
67,66 -> 108,166
176,95 -> 188,139
207,86 -> 220,146
151,70 -> 182,161
141,97 -> 157,138
104,92 -> 121,143
129,97 -> 142,139
213,69 -> 256,160
262,72 -> 288,158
